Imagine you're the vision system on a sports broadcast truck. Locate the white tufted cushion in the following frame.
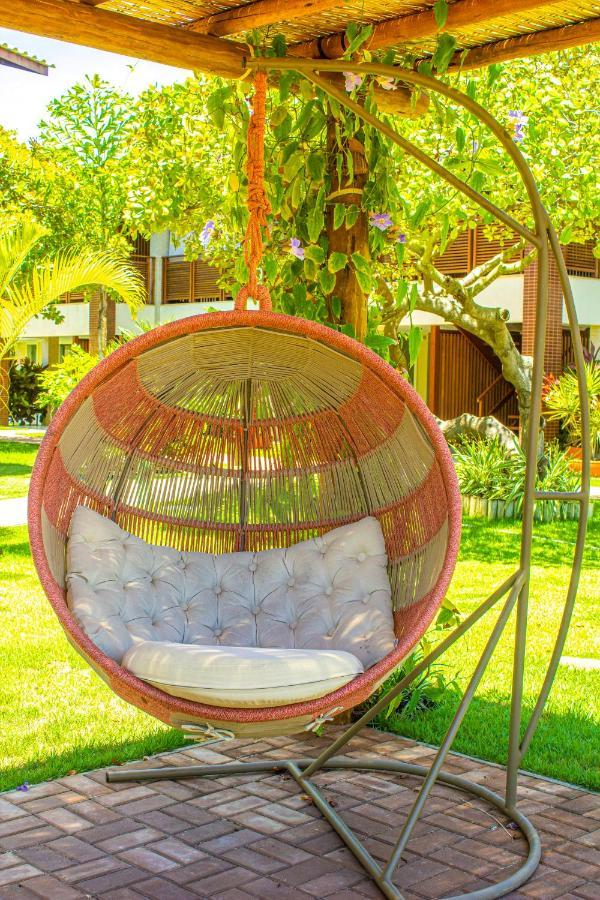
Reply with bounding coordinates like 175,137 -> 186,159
122,642 -> 363,707
66,506 -> 395,669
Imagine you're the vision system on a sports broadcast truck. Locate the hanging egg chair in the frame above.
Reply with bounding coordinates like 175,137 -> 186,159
29,308 -> 461,736
28,71 -> 460,739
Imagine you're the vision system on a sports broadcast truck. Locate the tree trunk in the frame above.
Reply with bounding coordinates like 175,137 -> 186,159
482,322 -> 533,444
326,120 -> 369,342
0,358 -> 11,427
437,413 -> 518,451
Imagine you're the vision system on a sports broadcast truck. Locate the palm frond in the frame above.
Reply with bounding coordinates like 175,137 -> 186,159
0,220 -> 48,300
1,249 -> 145,359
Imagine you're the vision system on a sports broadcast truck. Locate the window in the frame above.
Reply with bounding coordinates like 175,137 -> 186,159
26,344 -> 38,364
59,342 -> 72,361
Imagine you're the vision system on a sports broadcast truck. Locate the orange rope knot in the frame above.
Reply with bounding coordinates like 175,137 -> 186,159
235,70 -> 272,312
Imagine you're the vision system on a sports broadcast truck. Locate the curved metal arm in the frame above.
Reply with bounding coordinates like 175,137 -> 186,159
246,55 -> 591,802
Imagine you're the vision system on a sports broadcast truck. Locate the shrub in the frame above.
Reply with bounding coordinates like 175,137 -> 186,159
452,437 -> 580,519
354,601 -> 461,726
543,362 -> 600,459
9,358 -> 44,425
36,345 -> 98,416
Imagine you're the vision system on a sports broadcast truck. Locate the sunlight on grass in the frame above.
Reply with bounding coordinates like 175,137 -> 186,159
388,516 -> 600,790
0,475 -> 598,791
0,441 -> 37,500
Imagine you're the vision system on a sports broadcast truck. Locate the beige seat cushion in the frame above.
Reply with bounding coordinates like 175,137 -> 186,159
67,505 -> 395,669
122,642 -> 364,707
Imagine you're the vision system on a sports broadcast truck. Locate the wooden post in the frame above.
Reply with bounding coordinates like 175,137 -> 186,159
47,337 -> 60,367
325,121 -> 369,343
428,325 -> 440,414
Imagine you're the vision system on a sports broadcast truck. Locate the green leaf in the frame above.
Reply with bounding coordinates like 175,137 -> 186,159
328,251 -> 347,274
432,33 -> 457,74
305,244 -> 325,264
283,151 -> 305,181
355,268 -> 373,294
292,282 -> 307,306
410,200 -> 430,229
366,333 -> 396,350
408,326 -> 423,367
271,33 -> 287,58
331,294 -> 342,317
560,225 -> 573,244
345,205 -> 360,230
307,187 -> 325,242
394,243 -> 406,267
270,105 -> 289,128
279,71 -> 296,102
333,203 -> 345,231
307,151 -> 325,182
409,282 -> 419,313
455,126 -> 466,153
476,157 -> 507,177
264,255 -> 278,281
433,0 -> 449,29
351,251 -> 371,275
319,269 -> 336,296
344,23 -> 373,57
396,279 -> 408,304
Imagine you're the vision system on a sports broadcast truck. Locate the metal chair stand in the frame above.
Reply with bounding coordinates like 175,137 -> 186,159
108,59 -> 590,900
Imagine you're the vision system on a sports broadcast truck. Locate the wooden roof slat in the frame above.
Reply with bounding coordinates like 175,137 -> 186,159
189,0 -> 342,38
0,44 -> 49,75
1,0 -> 247,79
447,16 -> 600,69
289,0 -> 582,58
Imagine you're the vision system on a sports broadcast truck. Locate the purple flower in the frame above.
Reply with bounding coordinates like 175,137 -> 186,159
397,233 -> 406,244
509,110 -> 528,143
290,238 -> 305,260
16,782 -> 29,792
245,98 -> 254,116
377,76 -> 396,91
343,72 -> 363,92
472,140 -> 480,153
200,220 -> 215,249
369,212 -> 393,231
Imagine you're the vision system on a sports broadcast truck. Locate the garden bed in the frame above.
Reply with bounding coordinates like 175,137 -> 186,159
461,493 -> 591,522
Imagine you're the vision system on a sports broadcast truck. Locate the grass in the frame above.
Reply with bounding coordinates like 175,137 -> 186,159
0,437 -> 598,792
380,515 -> 600,791
0,440 -> 38,500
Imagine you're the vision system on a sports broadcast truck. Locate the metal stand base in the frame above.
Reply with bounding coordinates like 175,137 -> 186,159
106,755 -> 541,900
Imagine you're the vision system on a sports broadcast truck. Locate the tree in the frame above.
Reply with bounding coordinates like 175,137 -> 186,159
126,41 -> 599,441
0,220 -> 145,422
36,75 -> 137,353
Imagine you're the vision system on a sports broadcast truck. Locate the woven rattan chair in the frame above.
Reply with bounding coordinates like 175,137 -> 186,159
29,310 -> 461,737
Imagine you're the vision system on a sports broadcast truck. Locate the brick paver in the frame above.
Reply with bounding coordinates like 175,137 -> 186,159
0,729 -> 598,898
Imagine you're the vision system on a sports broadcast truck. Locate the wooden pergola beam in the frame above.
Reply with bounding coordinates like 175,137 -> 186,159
290,0 -> 573,59
0,45 -> 48,75
447,17 -> 600,70
190,0 -> 340,38
0,0 -> 247,79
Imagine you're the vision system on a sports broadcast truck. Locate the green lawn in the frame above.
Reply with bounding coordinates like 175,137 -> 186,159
0,440 -> 598,792
383,515 -> 599,791
0,440 -> 38,500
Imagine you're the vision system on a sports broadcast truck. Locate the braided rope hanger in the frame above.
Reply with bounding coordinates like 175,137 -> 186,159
234,70 -> 272,311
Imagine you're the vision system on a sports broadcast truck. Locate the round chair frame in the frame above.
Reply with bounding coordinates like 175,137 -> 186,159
29,58 -> 591,900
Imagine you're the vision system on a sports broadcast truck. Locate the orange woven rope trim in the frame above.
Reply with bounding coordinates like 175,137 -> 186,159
235,70 -> 272,312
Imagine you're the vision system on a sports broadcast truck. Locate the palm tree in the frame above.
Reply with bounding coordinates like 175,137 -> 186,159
0,220 -> 145,424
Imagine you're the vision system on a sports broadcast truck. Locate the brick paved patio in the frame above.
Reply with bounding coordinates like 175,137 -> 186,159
1,729 -> 598,899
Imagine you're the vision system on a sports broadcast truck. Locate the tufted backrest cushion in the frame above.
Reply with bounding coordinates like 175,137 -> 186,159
66,506 -> 396,669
